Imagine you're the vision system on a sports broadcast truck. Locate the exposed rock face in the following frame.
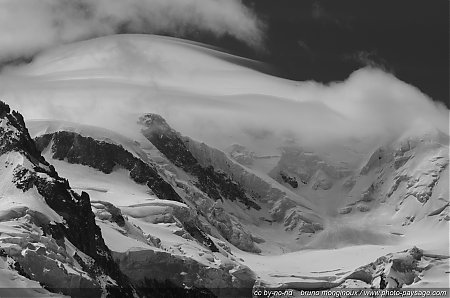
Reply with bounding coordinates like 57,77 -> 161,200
35,131 -> 182,203
139,114 -> 260,210
0,101 -> 135,297
0,102 -> 45,163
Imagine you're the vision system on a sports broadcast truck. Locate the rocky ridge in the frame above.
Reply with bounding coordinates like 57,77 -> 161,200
0,101 -> 135,297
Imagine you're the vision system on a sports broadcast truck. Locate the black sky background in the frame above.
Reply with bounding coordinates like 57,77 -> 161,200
187,0 -> 449,107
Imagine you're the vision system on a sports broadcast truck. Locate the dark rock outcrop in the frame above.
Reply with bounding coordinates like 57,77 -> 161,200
35,131 -> 183,203
139,114 -> 260,210
1,101 -> 134,297
0,101 -> 47,164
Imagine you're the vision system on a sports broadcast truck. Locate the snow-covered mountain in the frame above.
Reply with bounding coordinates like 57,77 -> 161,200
0,34 -> 448,296
0,102 -> 135,297
23,111 -> 450,293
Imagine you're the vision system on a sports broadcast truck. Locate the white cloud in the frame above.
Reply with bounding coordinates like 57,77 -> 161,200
0,0 -> 264,60
0,35 -> 447,165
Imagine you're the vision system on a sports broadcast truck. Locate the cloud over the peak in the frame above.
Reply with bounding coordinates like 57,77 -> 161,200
0,34 -> 447,172
0,0 -> 264,60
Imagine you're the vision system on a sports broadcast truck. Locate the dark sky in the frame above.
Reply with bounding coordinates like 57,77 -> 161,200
188,0 -> 449,107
